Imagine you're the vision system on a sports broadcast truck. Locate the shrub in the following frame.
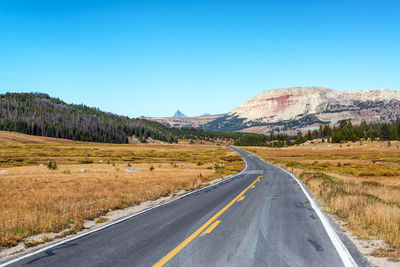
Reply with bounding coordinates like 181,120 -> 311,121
319,162 -> 330,168
95,217 -> 109,224
285,161 -> 302,168
78,158 -> 94,164
361,181 -> 382,187
214,163 -> 223,170
47,160 -> 57,170
149,165 -> 155,172
24,240 -> 43,248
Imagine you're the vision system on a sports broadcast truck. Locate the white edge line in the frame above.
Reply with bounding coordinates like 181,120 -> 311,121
277,166 -> 358,267
0,147 -> 248,267
243,150 -> 357,267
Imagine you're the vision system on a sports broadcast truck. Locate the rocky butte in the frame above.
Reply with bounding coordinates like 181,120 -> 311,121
203,87 -> 400,134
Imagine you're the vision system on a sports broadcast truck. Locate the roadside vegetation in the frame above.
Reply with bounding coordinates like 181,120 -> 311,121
0,133 -> 243,250
245,141 -> 400,261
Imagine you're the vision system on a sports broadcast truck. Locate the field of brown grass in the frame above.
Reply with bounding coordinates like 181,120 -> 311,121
0,131 -> 78,144
244,140 -> 400,261
0,131 -> 243,250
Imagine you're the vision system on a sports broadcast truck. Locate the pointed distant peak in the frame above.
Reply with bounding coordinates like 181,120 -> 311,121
173,110 -> 187,117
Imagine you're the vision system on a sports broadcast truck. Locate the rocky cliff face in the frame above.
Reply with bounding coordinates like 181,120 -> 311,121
204,87 -> 400,134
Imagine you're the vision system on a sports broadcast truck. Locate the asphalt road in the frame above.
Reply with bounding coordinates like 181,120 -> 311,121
2,147 -> 368,267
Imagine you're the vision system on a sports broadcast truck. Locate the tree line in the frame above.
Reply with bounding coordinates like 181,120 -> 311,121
0,92 -> 270,145
301,119 -> 400,143
268,119 -> 400,147
0,93 -> 178,144
1,93 -> 399,146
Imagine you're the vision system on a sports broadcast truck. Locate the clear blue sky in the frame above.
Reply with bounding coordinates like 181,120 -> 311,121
1,0 -> 399,117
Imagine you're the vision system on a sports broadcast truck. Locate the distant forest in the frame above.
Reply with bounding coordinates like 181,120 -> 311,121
261,119 -> 400,147
0,93 -> 180,144
0,93 -> 272,145
299,119 -> 400,144
1,93 -> 399,147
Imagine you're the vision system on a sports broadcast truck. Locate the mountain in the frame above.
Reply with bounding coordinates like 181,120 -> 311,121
0,92 -> 272,145
203,87 -> 400,134
145,114 -> 224,128
173,110 -> 187,117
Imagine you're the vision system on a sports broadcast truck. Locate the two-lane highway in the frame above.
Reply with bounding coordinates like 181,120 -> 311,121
2,147 -> 368,267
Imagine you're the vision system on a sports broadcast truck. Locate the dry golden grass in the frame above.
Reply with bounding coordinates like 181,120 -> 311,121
244,140 -> 400,261
0,131 -> 243,249
0,143 -> 235,168
0,131 -> 78,144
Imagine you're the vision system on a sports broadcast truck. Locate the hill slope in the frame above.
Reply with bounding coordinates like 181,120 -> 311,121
0,93 -> 181,144
0,130 -> 78,144
145,114 -> 224,128
0,92 -> 275,145
204,87 -> 400,134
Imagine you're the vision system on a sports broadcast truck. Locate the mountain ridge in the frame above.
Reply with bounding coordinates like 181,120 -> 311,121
0,92 -> 274,145
202,87 -> 400,134
173,110 -> 187,117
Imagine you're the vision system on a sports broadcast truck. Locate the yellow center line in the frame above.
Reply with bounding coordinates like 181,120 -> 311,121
201,220 -> 221,236
153,176 -> 261,267
237,196 -> 246,202
251,185 -> 255,188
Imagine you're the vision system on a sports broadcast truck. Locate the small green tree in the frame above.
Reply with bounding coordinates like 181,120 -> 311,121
391,126 -> 399,140
380,123 -> 391,141
149,165 -> 155,172
47,160 -> 57,170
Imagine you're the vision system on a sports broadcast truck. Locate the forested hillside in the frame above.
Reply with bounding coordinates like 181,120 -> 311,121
0,92 -> 272,145
0,93 -> 179,144
2,93 -> 398,147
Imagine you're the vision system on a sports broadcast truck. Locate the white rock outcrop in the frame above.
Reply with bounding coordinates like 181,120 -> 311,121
125,168 -> 140,173
231,87 -> 400,123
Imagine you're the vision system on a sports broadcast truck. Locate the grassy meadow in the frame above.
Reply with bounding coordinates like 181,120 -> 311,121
245,141 -> 400,261
0,131 -> 243,249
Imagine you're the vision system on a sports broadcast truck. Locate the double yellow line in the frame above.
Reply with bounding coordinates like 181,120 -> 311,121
153,175 -> 262,267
